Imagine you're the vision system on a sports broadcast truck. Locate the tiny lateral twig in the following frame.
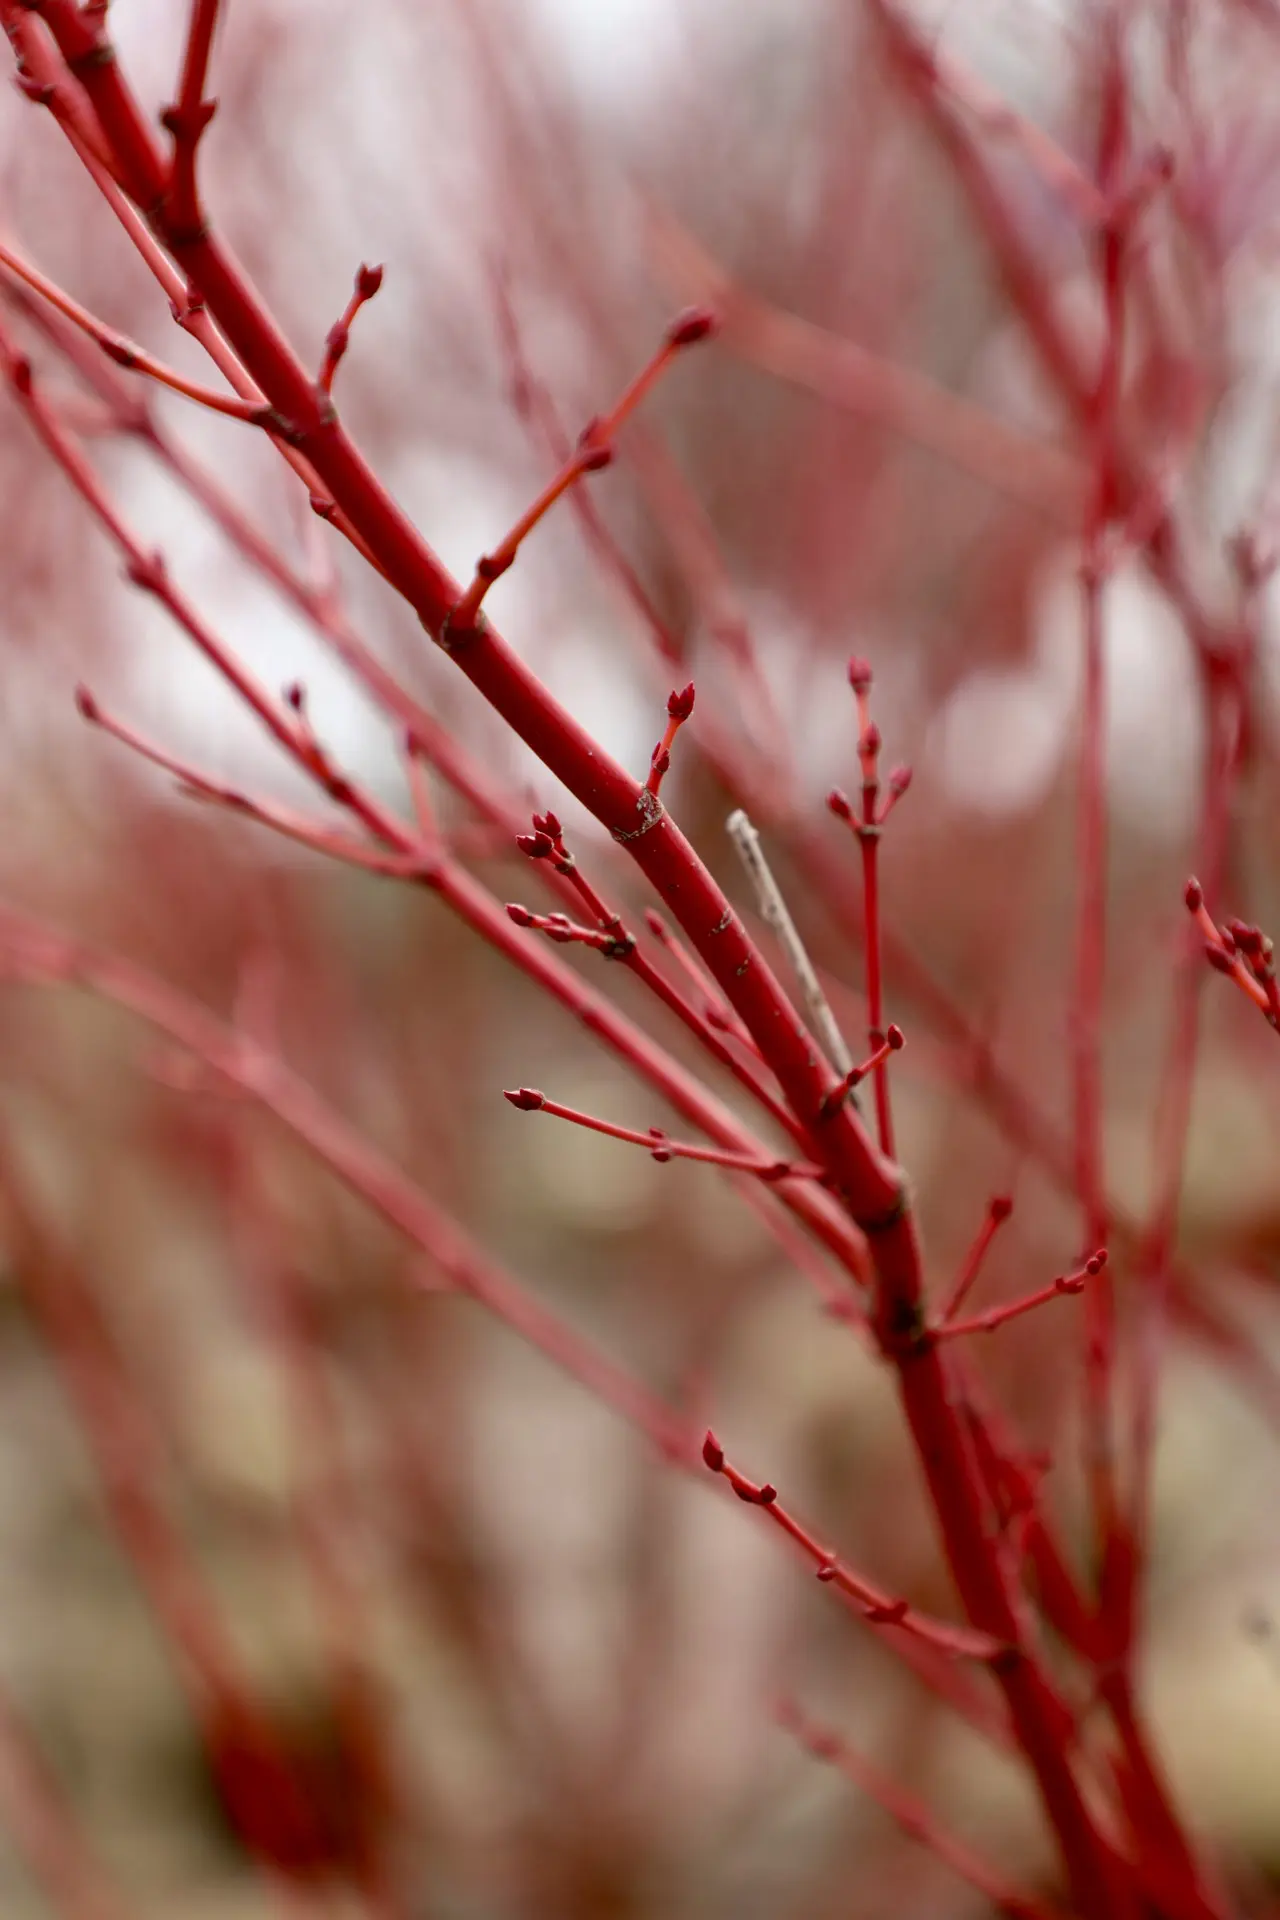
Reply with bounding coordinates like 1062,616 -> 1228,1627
701,1433 -> 1009,1665
449,308 -> 716,632
0,236 -> 268,423
780,1698 -> 1057,1920
935,1253 -> 1107,1343
936,1195 -> 1015,1324
503,1087 -> 825,1184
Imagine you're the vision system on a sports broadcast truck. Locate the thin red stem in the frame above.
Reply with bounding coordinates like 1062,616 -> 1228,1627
780,1698 -> 1057,1920
936,1196 -> 1015,1324
504,1088 -> 825,1183
935,1254 -> 1106,1343
162,0 -> 222,238
702,1435 -> 1008,1665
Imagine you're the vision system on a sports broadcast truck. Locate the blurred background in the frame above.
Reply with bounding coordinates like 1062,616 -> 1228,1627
2,0 -> 1280,1913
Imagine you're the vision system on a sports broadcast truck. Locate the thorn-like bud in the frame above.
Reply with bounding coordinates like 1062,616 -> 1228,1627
649,747 -> 671,779
990,1194 -> 1014,1223
125,551 -> 166,591
534,809 -> 562,839
1184,877 -> 1203,913
356,262 -> 384,299
848,656 -> 873,693
284,682 -> 305,711
503,1086 -> 544,1111
644,909 -> 667,938
666,306 -> 718,348
667,682 -> 696,721
860,722 -> 882,758
74,684 -> 100,722
702,1430 -> 725,1472
1205,941 -> 1235,975
826,787 -> 853,820
506,902 -> 534,926
515,832 -> 554,859
888,764 -> 912,797
1086,1249 -> 1108,1275
886,1024 -> 905,1050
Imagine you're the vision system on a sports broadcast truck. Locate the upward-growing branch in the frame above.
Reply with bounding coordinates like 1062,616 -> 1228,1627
0,5 -> 1173,1907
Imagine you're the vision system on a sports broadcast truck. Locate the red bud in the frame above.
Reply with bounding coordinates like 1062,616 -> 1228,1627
666,307 -> 717,348
503,1087 -> 544,1111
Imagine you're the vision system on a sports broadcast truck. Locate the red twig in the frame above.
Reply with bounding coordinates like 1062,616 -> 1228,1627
161,0 -> 222,240
503,1087 -> 826,1183
449,309 -> 715,632
819,1024 -> 905,1120
645,682 -> 695,798
701,1434 -> 1011,1666
827,659 -> 911,1154
936,1195 -> 1015,1325
1186,877 -> 1280,1027
779,1698 -> 1060,1920
0,238 -> 269,423
935,1252 -> 1107,1343
319,262 -> 385,397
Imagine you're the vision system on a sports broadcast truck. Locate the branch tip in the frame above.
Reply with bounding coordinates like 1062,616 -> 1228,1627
666,306 -> 718,348
503,1087 -> 544,1112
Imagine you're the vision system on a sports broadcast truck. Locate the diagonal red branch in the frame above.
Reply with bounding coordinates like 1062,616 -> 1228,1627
0,9 -> 1148,1904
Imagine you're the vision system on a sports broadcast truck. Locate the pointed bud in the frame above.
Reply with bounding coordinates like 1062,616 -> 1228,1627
503,1087 -> 545,1111
667,307 -> 718,348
